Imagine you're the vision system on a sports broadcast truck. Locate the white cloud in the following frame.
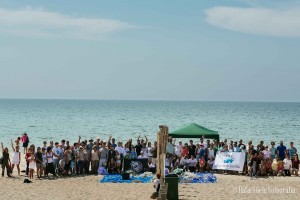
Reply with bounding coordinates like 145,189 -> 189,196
205,6 -> 300,37
0,7 -> 132,40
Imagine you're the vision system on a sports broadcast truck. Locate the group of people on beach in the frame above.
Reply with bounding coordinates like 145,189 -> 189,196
1,132 -> 299,179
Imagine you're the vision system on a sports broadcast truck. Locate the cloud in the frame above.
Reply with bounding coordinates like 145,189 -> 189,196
0,7 -> 132,40
205,6 -> 300,37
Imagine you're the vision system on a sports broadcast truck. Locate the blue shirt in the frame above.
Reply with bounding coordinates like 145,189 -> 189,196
288,147 -> 297,159
277,145 -> 286,158
130,151 -> 137,159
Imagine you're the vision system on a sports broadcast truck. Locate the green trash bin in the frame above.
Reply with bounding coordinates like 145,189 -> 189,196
165,174 -> 179,200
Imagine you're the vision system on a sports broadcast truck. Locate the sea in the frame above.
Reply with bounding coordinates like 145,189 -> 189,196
0,99 -> 299,148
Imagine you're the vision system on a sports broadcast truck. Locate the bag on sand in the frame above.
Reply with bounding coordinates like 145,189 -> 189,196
24,179 -> 32,183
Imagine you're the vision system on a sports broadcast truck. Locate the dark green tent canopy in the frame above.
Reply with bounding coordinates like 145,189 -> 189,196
169,123 -> 219,141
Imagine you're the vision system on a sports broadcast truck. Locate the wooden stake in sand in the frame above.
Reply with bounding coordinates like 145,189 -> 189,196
156,125 -> 168,200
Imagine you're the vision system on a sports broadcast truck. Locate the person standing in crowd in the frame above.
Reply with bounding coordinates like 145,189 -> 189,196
10,139 -> 21,176
35,147 -> 43,178
288,142 -> 297,160
270,142 -> 277,161
52,142 -> 61,173
188,140 -> 196,158
291,154 -> 299,176
1,142 -> 12,177
277,141 -> 286,161
135,136 -> 144,156
46,147 -> 56,177
99,141 -> 108,167
21,133 -> 29,154
151,142 -> 157,166
233,142 -> 241,152
283,154 -> 292,176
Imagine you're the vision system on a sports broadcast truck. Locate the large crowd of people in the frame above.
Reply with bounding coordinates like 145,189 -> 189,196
0,132 -> 299,179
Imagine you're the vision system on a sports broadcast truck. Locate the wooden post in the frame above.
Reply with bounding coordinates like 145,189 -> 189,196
157,125 -> 168,200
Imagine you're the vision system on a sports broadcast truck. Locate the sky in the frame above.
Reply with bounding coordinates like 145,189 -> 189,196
0,0 -> 300,102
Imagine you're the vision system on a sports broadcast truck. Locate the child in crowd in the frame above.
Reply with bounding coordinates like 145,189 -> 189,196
283,154 -> 292,176
10,139 -> 21,176
199,156 -> 206,172
28,151 -> 36,179
150,173 -> 161,199
206,157 -> 214,172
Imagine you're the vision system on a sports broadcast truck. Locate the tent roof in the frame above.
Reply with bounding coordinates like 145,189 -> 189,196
169,123 -> 219,140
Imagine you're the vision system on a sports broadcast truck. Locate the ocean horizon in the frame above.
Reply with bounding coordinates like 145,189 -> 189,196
0,99 -> 299,148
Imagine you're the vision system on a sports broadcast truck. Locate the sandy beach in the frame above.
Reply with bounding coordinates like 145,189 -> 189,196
1,153 -> 299,200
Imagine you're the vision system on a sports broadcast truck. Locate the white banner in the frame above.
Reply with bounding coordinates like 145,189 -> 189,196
213,152 -> 245,171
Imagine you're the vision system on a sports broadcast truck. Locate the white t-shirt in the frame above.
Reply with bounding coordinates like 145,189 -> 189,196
199,142 -> 207,149
147,147 -> 153,157
52,147 -> 61,160
180,158 -> 189,165
189,159 -> 197,167
263,150 -> 271,160
138,155 -> 148,159
115,146 -> 125,155
283,158 -> 292,170
153,179 -> 160,191
208,149 -> 215,159
175,144 -> 182,156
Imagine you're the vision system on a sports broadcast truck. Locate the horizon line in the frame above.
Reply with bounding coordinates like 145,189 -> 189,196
0,97 -> 299,103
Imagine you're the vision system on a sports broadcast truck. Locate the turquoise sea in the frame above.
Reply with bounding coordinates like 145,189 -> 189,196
0,99 -> 299,147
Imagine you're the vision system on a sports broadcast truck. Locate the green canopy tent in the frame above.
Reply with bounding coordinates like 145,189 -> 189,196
169,123 -> 219,141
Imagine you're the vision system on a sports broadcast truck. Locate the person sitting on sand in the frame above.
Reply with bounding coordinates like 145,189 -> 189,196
258,159 -> 266,176
277,160 -> 284,176
10,139 -> 21,176
138,151 -> 148,159
188,155 -> 197,172
107,158 -> 117,174
265,158 -> 272,176
179,155 -> 189,171
199,156 -> 206,172
206,157 -> 214,172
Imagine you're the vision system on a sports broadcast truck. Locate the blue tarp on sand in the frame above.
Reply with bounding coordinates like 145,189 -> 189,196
99,173 -> 217,184
180,173 -> 217,183
100,175 -> 153,183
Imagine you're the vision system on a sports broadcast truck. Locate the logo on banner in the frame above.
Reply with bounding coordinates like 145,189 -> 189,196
223,155 -> 234,163
130,161 -> 143,173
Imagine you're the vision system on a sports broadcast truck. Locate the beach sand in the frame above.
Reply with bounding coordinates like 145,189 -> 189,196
0,154 -> 299,200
